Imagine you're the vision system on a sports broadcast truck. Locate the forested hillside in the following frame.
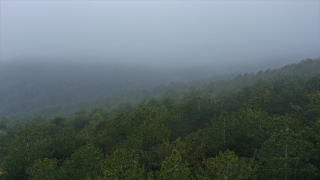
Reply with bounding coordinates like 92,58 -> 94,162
0,60 -> 171,118
0,59 -> 240,118
0,57 -> 299,119
0,58 -> 320,179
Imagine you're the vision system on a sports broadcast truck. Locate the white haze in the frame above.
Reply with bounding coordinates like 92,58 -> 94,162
0,1 -> 319,68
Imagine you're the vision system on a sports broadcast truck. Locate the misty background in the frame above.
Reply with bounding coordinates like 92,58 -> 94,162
1,1 -> 319,66
0,1 -> 319,118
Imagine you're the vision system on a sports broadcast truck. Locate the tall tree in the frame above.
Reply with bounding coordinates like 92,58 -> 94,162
256,129 -> 316,179
59,144 -> 104,180
27,158 -> 58,180
198,149 -> 256,180
156,149 -> 194,180
101,149 -> 145,179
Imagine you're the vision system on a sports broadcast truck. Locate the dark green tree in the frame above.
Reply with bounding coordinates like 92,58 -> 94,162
156,149 -> 194,180
256,129 -> 316,179
198,149 -> 256,180
100,149 -> 145,179
26,158 -> 58,180
59,144 -> 104,180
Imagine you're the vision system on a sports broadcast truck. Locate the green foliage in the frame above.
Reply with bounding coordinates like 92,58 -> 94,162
156,149 -> 194,180
256,129 -> 317,179
68,114 -> 90,132
50,130 -> 82,160
2,129 -> 54,180
147,138 -> 205,171
49,115 -> 67,127
101,149 -> 145,179
59,144 -> 104,179
27,158 -> 58,180
227,108 -> 269,157
117,107 -> 171,152
199,149 -> 256,180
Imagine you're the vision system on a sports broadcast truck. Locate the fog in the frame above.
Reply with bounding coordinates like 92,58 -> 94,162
1,1 -> 319,68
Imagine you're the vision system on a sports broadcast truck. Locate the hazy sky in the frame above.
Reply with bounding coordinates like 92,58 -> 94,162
1,1 -> 319,66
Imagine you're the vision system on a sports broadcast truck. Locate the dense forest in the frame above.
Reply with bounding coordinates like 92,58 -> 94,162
1,58 -> 320,179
